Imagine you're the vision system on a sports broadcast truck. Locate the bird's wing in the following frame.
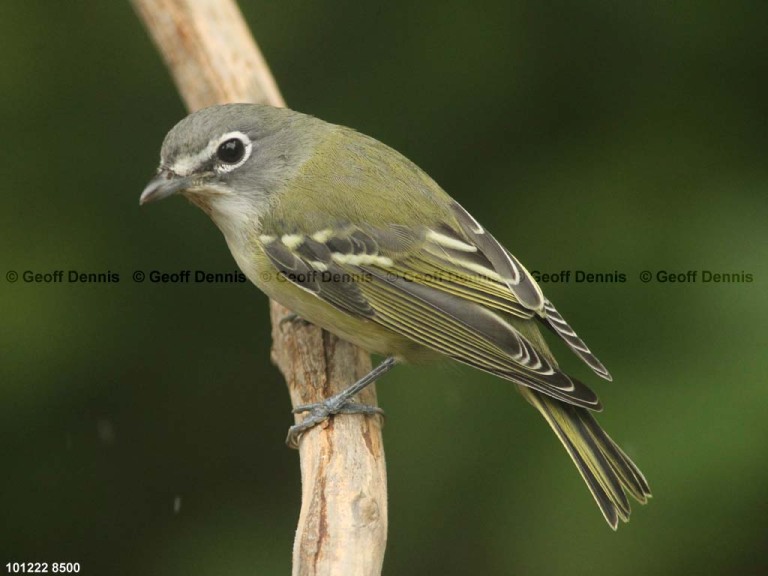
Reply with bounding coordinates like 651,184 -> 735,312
259,202 -> 604,410
448,201 -> 611,380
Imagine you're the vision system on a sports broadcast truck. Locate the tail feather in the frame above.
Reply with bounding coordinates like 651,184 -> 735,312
520,386 -> 651,529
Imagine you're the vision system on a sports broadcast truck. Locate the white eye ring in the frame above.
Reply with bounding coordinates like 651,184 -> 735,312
214,131 -> 253,173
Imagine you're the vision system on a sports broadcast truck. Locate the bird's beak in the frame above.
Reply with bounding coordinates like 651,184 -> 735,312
140,170 -> 194,205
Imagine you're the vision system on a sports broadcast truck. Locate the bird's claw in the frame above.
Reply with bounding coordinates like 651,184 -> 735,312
286,400 -> 385,449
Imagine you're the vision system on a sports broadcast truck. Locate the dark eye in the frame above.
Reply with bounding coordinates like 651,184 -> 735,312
216,138 -> 246,164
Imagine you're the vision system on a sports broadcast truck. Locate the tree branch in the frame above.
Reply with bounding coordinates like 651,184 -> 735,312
130,1 -> 387,574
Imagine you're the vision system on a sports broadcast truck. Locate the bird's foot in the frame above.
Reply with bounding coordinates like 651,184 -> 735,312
285,356 -> 396,449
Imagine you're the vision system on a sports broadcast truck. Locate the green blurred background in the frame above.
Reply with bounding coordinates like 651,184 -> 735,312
2,1 -> 767,575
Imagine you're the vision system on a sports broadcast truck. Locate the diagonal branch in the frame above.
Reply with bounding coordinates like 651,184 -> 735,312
130,1 -> 387,574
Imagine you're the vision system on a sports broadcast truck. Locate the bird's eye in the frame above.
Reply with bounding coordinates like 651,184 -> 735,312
217,138 -> 246,164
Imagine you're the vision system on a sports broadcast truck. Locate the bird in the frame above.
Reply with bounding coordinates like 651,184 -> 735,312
140,103 -> 651,528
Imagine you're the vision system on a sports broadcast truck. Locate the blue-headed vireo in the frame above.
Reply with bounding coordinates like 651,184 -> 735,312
140,103 -> 650,528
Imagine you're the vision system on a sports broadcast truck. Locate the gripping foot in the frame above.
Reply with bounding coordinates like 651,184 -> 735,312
286,356 -> 396,448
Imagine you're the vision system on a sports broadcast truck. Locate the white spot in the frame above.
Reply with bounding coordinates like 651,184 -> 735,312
311,229 -> 334,243
281,234 -> 305,249
426,230 -> 478,252
331,253 -> 393,267
259,234 -> 277,244
310,261 -> 328,272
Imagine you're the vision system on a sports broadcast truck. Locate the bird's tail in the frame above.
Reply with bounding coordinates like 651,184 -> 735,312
519,386 -> 652,529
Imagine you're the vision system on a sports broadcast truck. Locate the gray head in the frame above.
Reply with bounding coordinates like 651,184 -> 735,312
140,103 -> 326,232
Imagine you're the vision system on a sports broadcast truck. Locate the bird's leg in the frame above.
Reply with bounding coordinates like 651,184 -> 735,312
286,356 -> 396,448
279,311 -> 311,330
